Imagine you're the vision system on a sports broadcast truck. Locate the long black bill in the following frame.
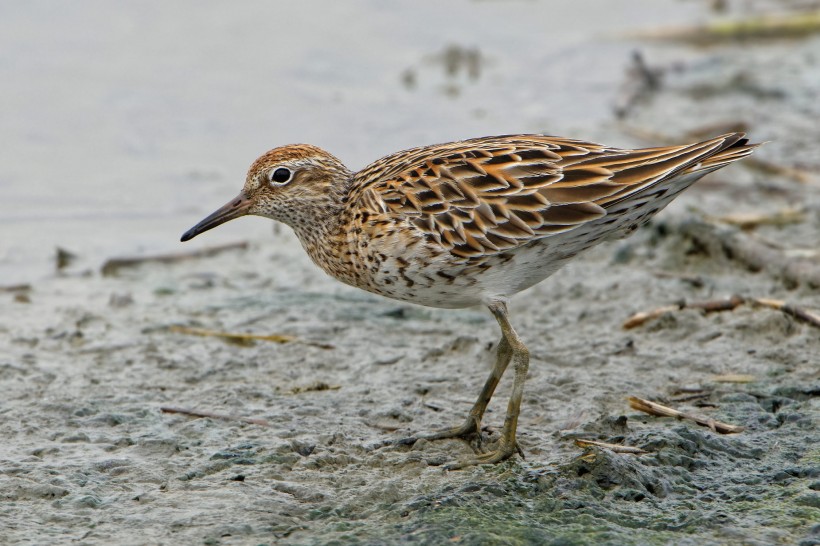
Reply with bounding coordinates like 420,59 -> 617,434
180,192 -> 252,242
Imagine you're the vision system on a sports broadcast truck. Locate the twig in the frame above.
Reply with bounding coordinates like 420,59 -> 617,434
711,374 -> 756,383
624,294 -> 820,330
169,325 -> 295,345
743,157 -> 816,185
623,295 -> 744,329
56,247 -> 78,271
574,439 -> 649,455
680,221 -> 820,288
287,381 -> 341,394
101,241 -> 249,276
622,304 -> 682,329
168,325 -> 334,349
706,207 -> 805,230
746,232 -> 819,259
160,406 -> 271,427
613,51 -> 664,119
752,298 -> 820,328
628,396 -> 744,434
651,270 -> 705,288
0,284 -> 31,293
629,11 -> 820,45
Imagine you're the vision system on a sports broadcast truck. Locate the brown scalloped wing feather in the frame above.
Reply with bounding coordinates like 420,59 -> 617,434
357,134 -> 753,259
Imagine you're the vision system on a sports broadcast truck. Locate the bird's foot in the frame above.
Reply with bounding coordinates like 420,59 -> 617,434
443,440 -> 524,470
396,415 -> 481,447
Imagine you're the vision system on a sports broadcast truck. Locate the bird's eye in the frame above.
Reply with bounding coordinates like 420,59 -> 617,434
269,167 -> 292,185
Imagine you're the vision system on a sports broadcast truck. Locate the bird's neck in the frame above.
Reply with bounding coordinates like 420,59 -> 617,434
285,179 -> 360,286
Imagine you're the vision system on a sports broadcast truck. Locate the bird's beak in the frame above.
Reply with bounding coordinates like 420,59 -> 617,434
180,192 -> 253,242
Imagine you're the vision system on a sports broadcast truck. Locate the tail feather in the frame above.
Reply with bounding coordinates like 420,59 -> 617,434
594,133 -> 760,239
690,135 -> 760,172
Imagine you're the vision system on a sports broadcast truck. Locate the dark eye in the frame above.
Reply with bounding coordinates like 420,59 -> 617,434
269,167 -> 292,184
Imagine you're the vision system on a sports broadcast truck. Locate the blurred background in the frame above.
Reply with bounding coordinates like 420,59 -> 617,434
3,0 -> 817,285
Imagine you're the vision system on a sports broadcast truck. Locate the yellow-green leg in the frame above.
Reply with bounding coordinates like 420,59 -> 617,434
414,335 -> 512,443
445,299 -> 529,469
401,299 -> 529,469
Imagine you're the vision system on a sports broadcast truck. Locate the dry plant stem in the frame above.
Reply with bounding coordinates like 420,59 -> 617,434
711,374 -> 756,383
614,51 -> 663,119
743,157 -> 816,185
681,221 -> 820,288
0,283 -> 32,292
707,207 -> 805,229
101,241 -> 249,276
629,11 -> 820,46
623,295 -> 744,329
629,396 -> 744,434
651,270 -> 704,287
574,439 -> 648,455
622,305 -> 682,329
752,298 -> 820,328
160,406 -> 271,427
169,325 -> 296,344
624,294 -> 820,330
288,382 -> 341,394
170,325 -> 335,349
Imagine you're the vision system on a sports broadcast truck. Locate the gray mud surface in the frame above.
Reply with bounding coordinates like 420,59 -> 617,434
2,1 -> 819,545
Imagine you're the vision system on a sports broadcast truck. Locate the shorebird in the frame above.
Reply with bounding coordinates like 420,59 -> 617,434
181,133 -> 757,468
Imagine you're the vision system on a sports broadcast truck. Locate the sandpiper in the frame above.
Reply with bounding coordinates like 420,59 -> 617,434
181,133 -> 757,468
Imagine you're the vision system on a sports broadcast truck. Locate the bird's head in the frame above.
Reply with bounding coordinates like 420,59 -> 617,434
181,144 -> 351,242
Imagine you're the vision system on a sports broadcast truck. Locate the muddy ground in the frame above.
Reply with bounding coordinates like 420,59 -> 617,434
2,1 -> 819,545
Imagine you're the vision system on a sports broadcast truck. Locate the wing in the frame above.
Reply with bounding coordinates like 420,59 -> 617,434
354,133 -> 752,259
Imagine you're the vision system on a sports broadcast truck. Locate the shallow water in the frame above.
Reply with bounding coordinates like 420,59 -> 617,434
0,0 -> 702,284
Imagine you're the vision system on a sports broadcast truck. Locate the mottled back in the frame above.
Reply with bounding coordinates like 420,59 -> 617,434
351,134 -> 754,259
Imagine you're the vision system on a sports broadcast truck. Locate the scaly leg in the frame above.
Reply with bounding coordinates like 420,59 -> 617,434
445,299 -> 529,469
409,335 -> 512,444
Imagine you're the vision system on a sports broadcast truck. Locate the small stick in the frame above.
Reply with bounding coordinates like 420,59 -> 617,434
622,304 -> 681,329
101,241 -> 249,276
169,325 -> 295,344
169,325 -> 335,349
680,222 -> 820,288
743,157 -> 816,185
613,51 -> 664,119
574,439 -> 648,455
628,11 -> 820,46
752,298 -> 820,328
688,294 -> 746,313
711,374 -> 756,383
287,381 -> 341,394
624,295 -> 820,331
706,207 -> 805,230
651,270 -> 705,288
628,396 -> 744,434
0,283 -> 32,292
160,406 -> 271,427
623,295 -> 744,329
